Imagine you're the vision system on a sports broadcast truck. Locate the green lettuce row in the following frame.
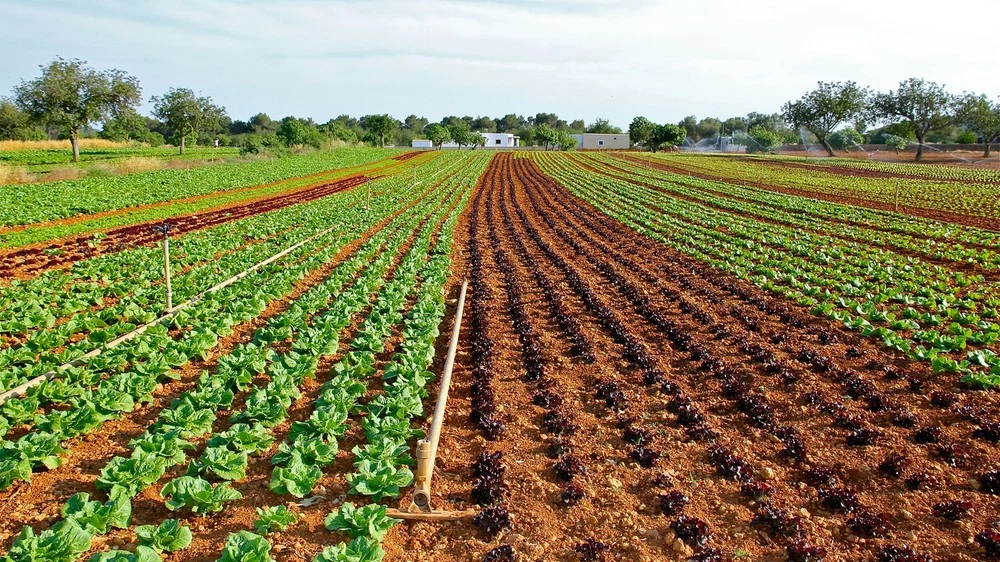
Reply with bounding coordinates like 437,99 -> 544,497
262,162 -> 477,500
0,171 -> 445,491
324,157 -> 483,562
0,162 -> 441,433
586,153 -> 1000,270
0,164 -> 455,562
0,147 -> 398,228
0,158 -> 434,391
534,152 -> 1000,389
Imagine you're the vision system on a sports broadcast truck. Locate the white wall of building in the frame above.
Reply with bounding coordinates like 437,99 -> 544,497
411,139 -> 433,148
441,132 -> 520,148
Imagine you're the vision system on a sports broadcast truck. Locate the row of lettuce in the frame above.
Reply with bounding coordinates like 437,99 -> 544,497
0,147 -> 400,229
0,162 -> 431,490
536,152 -> 1000,389
648,152 -> 1000,220
1,151 -> 487,562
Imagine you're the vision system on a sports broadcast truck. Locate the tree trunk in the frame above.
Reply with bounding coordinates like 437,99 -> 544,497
915,133 -> 924,162
985,136 -> 995,157
819,136 -> 836,157
180,133 -> 186,155
70,133 -> 80,162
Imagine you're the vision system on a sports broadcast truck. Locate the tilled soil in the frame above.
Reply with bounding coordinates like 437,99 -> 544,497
0,174 -> 372,278
388,153 -> 999,562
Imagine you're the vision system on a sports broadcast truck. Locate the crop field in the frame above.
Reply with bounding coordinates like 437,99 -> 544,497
0,149 -> 998,562
0,144 -> 241,173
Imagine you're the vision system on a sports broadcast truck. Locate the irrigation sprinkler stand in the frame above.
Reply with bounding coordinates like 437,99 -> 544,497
151,222 -> 176,313
387,280 -> 475,522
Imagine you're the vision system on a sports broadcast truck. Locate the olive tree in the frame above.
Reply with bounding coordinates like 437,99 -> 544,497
13,57 -> 141,161
955,93 -> 1000,157
555,130 -> 578,151
423,123 -> 451,149
782,81 -> 870,157
447,121 -> 478,149
533,124 -> 558,149
151,88 -> 226,154
872,78 -> 954,161
629,116 -> 655,150
648,123 -> 686,152
360,114 -> 398,148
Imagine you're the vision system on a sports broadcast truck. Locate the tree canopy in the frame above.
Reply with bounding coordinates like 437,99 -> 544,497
360,114 -> 398,148
13,57 -> 141,160
628,116 -> 655,149
872,78 -> 954,161
423,123 -> 451,148
782,81 -> 870,156
586,118 -> 622,134
955,93 -> 1000,157
151,87 -> 226,154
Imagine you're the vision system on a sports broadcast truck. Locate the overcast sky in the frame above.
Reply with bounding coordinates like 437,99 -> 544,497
1,0 -> 997,129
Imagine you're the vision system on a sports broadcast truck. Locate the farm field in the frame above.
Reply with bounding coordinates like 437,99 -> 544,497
0,150 -> 998,562
0,142 -> 242,173
638,153 -> 1000,230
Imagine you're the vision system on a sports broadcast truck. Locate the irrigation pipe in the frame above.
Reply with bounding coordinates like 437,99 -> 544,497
0,185 -> 371,406
393,280 -> 470,518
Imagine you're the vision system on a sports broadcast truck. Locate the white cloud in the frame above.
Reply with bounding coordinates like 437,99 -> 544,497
1,0 -> 997,127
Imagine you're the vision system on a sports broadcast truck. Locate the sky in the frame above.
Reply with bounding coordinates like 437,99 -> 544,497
1,0 -> 998,129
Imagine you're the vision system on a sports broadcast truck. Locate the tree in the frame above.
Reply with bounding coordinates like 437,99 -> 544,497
782,81 -> 870,157
99,109 -> 151,142
567,119 -> 585,132
403,114 -> 429,132
276,117 -> 323,148
496,114 -> 524,132
648,123 -> 686,152
872,78 -> 954,161
722,116 -> 747,135
555,130 -> 578,151
151,88 -> 226,154
739,125 -> 782,154
695,117 -> 722,141
883,134 -> 909,154
828,127 -> 864,151
629,116 -> 655,150
321,120 -> 358,144
13,57 -> 141,161
360,114 -> 397,147
471,116 -> 496,133
532,113 -> 559,128
586,118 -> 622,134
955,93 -> 1000,157
533,124 -> 558,149
447,120 -> 478,149
423,123 -> 451,148
0,99 -> 43,140
678,115 -> 699,141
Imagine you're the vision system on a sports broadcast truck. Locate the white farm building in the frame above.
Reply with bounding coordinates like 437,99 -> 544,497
418,132 -> 521,149
479,132 -> 520,147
